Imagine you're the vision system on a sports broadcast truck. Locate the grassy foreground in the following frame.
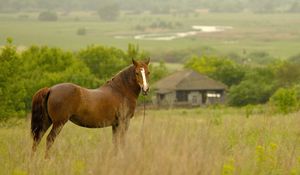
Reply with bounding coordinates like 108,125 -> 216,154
0,108 -> 299,175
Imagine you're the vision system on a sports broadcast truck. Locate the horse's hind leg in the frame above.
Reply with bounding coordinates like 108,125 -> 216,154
32,118 -> 52,154
44,122 -> 65,159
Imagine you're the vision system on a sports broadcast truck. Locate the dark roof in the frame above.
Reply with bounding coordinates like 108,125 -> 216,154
154,70 -> 227,93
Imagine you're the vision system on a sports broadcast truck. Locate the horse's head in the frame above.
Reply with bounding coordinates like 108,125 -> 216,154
132,58 -> 150,96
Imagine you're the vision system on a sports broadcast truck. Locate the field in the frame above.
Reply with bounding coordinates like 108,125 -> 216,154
0,107 -> 299,175
1,12 -> 300,59
1,11 -> 300,175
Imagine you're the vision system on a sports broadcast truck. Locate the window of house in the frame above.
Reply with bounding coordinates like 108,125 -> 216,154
207,92 -> 221,98
159,94 -> 165,100
176,91 -> 188,102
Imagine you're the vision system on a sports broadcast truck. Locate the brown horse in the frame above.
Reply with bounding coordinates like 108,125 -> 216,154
31,59 -> 150,158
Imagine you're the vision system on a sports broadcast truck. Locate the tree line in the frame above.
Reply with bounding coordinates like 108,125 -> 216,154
1,38 -> 299,119
0,40 -> 167,119
1,0 -> 300,14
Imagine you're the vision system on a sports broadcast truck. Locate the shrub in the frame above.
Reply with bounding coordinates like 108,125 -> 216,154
0,39 -> 26,119
38,11 -> 58,21
228,80 -> 275,106
77,28 -> 86,35
270,87 -> 299,114
20,46 -> 100,110
227,66 -> 276,107
18,14 -> 29,20
135,24 -> 146,31
0,42 -> 153,118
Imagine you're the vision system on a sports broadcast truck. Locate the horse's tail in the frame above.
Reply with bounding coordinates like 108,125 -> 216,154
31,87 -> 51,140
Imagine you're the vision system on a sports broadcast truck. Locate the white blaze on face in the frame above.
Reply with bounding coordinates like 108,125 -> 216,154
140,68 -> 148,91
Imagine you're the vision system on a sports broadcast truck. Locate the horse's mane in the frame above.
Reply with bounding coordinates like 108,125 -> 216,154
105,65 -> 134,86
103,64 -> 140,97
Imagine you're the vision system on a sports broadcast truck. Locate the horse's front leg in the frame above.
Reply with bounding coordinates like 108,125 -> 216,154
112,117 -> 130,153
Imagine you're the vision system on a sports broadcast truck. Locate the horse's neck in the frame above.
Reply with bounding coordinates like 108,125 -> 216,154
108,67 -> 141,98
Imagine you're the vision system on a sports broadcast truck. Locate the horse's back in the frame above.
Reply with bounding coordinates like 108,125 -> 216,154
49,83 -> 82,104
47,83 -> 82,122
47,83 -> 119,127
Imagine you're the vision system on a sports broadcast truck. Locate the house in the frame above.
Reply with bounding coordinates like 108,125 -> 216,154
153,70 -> 227,107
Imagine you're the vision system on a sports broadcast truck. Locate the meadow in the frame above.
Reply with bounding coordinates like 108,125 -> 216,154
0,107 -> 299,175
1,11 -> 300,175
1,12 -> 300,59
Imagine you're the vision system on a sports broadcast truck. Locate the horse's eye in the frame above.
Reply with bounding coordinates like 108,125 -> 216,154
135,72 -> 139,75
148,72 -> 150,75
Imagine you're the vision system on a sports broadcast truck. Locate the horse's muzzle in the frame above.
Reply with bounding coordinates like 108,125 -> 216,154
142,87 -> 149,96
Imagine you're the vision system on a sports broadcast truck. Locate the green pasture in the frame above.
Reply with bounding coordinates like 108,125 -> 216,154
0,107 -> 299,175
1,12 -> 300,59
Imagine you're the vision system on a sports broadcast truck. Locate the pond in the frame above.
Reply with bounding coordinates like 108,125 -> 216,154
114,25 -> 232,41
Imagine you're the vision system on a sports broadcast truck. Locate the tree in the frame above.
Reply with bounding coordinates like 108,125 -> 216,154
38,11 -> 58,21
21,46 -> 100,109
274,60 -> 300,87
185,56 -> 245,87
246,51 -> 276,65
228,80 -> 275,106
78,45 -> 129,80
97,3 -> 120,21
289,1 -> 300,13
0,39 -> 26,119
228,67 -> 276,106
150,60 -> 168,83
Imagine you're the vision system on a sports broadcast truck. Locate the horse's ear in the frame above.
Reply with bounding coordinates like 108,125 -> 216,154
145,57 -> 150,65
132,58 -> 138,67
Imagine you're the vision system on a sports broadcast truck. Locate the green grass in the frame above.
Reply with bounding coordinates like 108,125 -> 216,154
1,12 -> 300,59
0,107 -> 299,175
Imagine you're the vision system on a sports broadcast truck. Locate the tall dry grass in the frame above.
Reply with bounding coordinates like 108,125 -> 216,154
0,107 -> 299,175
